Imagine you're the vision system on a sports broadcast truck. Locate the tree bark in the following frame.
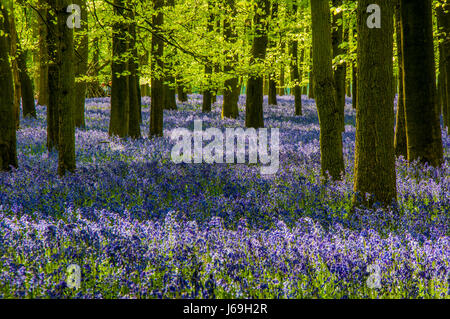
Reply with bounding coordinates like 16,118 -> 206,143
245,0 -> 269,129
109,0 -> 130,138
401,0 -> 443,167
17,46 -> 36,118
37,0 -> 49,106
332,0 -> 346,132
222,0 -> 239,119
128,12 -> 141,139
0,6 -> 17,171
73,0 -> 88,128
437,1 -> 450,132
354,0 -> 396,206
57,0 -> 76,176
310,0 -> 344,181
47,0 -> 59,151
289,2 -> 302,115
202,0 -> 214,113
394,1 -> 407,158
149,0 -> 164,137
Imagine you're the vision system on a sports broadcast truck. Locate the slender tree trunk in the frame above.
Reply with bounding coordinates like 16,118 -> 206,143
245,0 -> 269,129
308,48 -> 314,99
278,40 -> 285,96
47,0 -> 59,151
149,0 -> 164,137
352,27 -> 357,110
222,0 -> 239,119
0,6 -> 17,171
401,0 -> 443,167
38,0 -> 49,106
202,0 -> 214,113
109,0 -> 129,138
354,0 -> 396,206
310,0 -> 344,180
332,0 -> 346,132
161,0 -> 177,111
176,75 -> 188,102
289,2 -> 302,116
5,4 -> 20,129
17,46 -> 36,118
268,1 -> 278,106
74,0 -> 88,128
394,1 -> 407,158
57,0 -> 76,176
128,12 -> 141,139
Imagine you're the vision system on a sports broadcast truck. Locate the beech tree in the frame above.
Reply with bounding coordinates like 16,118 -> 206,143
354,0 -> 396,206
109,0 -> 129,138
401,0 -> 443,167
222,0 -> 239,119
331,0 -> 345,132
74,0 -> 88,128
289,1 -> 302,116
0,4 -> 17,171
149,0 -> 164,137
394,0 -> 407,158
245,0 -> 270,129
310,0 -> 344,180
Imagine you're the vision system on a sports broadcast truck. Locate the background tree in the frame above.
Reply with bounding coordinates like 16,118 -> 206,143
127,8 -> 141,139
401,0 -> 443,167
289,1 -> 302,116
245,0 -> 270,129
109,0 -> 129,138
149,0 -> 164,137
331,0 -> 345,132
222,0 -> 239,119
73,0 -> 88,128
202,0 -> 214,113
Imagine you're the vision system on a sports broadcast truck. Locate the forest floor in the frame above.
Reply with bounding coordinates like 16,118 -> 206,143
0,95 -> 449,298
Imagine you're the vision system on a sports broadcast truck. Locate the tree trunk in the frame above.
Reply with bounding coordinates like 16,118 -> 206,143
310,0 -> 344,180
222,0 -> 239,119
38,0 -> 49,106
308,48 -> 314,99
202,0 -> 214,113
0,7 -> 17,171
109,0 -> 130,138
176,75 -> 188,102
394,1 -> 407,158
332,0 -> 346,132
17,47 -> 36,118
401,0 -> 443,167
47,0 -> 59,151
128,12 -> 141,139
268,0 -> 278,106
437,1 -> 450,132
352,27 -> 357,110
278,40 -> 285,96
289,2 -> 302,116
57,0 -> 76,176
74,0 -> 88,128
149,0 -> 164,137
245,0 -> 269,129
354,0 -> 396,206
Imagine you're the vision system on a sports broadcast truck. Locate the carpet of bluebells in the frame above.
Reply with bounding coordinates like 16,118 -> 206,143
0,94 -> 449,298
